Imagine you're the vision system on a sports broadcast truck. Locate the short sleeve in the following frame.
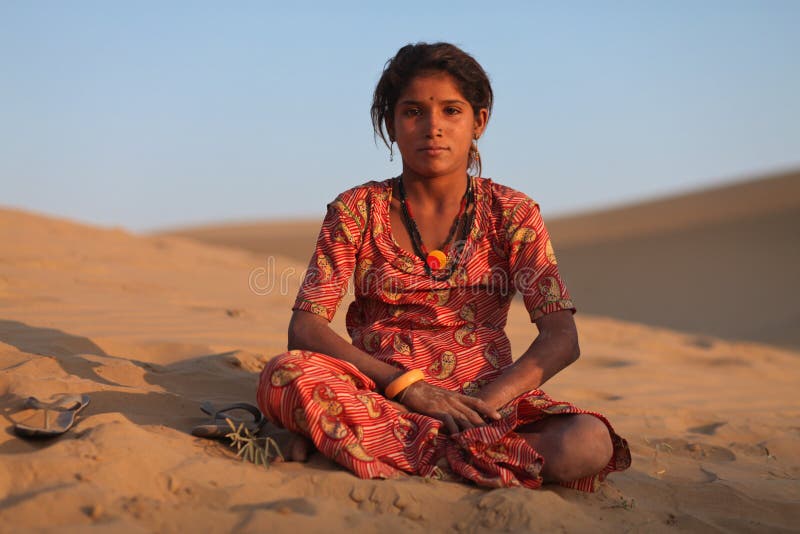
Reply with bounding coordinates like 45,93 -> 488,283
504,196 -> 576,322
293,194 -> 364,322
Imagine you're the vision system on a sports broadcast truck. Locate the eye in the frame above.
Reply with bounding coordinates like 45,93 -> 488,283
403,107 -> 421,117
444,106 -> 461,115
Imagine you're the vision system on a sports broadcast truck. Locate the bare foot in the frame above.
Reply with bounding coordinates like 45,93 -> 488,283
262,423 -> 313,462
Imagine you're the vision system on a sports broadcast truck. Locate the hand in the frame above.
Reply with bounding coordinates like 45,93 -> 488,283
399,381 -> 502,434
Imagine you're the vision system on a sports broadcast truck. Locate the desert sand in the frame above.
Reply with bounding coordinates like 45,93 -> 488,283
1,172 -> 799,532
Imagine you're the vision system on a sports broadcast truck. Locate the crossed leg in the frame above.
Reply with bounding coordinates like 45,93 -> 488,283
269,412 -> 613,484
260,352 -> 615,481
264,399 -> 410,463
518,413 -> 614,483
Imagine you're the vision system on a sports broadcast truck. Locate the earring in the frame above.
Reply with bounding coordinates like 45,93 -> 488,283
472,137 -> 481,161
389,141 -> 395,162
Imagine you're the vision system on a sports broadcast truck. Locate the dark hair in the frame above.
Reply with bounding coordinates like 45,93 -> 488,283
371,42 -> 493,176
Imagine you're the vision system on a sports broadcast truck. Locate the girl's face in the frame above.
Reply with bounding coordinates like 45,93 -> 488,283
389,72 -> 488,181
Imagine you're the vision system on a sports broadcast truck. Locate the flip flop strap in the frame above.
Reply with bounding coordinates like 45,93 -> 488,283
200,401 -> 263,423
24,395 -> 88,412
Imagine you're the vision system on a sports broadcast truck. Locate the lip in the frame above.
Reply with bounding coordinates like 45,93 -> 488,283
418,146 -> 449,155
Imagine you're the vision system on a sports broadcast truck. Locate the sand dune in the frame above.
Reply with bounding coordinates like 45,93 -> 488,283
548,169 -> 800,349
162,169 -> 800,349
1,202 -> 799,532
159,218 -> 321,268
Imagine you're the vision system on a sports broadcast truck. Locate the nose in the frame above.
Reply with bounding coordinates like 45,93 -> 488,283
424,110 -> 443,138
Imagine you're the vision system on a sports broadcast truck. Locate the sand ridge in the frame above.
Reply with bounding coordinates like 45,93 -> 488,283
1,196 -> 799,532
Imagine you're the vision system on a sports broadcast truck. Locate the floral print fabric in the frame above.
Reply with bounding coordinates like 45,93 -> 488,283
257,177 -> 630,490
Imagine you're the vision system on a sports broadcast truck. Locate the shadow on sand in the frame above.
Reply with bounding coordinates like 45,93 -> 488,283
0,319 -> 267,455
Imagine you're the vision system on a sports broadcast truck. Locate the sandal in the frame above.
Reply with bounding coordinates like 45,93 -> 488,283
13,394 -> 90,438
191,401 -> 264,439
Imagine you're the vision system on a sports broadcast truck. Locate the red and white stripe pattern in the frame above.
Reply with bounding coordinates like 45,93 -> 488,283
258,177 -> 631,490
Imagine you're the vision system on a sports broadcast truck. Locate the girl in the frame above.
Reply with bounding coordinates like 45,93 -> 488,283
257,42 -> 630,490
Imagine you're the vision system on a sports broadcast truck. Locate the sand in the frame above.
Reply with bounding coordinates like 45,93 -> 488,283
1,173 -> 799,532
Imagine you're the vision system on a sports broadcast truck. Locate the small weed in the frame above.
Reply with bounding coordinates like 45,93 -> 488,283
225,418 -> 283,469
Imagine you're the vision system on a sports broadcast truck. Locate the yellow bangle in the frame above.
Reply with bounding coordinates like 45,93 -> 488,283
385,369 -> 425,400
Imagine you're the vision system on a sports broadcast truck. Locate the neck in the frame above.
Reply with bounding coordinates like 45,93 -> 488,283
399,170 -> 470,211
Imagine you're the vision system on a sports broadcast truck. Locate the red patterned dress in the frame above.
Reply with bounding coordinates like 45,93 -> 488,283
257,177 -> 631,490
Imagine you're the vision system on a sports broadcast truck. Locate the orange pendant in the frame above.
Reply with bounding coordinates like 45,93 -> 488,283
426,250 -> 447,270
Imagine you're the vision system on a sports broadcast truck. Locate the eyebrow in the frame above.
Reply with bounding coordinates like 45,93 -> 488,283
398,98 -> 467,105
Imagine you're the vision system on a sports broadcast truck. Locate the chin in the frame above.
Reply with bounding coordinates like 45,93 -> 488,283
406,162 -> 459,179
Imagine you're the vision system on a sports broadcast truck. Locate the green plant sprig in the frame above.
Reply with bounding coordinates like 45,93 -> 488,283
224,418 -> 284,469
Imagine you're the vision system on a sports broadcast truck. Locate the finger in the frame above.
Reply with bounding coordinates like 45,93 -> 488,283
453,404 -> 486,428
463,396 -> 502,421
441,394 -> 483,428
453,412 -> 476,431
439,413 -> 459,435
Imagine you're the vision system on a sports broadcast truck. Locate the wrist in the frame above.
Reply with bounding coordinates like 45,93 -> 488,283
477,381 -> 515,410
384,369 -> 426,399
397,381 -> 419,403
377,369 -> 406,393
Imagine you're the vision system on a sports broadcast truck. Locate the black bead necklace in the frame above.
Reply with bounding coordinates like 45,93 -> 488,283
397,175 -> 475,281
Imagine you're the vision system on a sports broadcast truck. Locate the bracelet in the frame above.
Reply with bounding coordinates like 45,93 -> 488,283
384,369 -> 425,400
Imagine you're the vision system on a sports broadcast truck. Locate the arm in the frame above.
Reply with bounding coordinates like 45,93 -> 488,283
289,309 -> 501,433
288,309 -> 404,392
478,189 -> 578,409
476,309 -> 579,410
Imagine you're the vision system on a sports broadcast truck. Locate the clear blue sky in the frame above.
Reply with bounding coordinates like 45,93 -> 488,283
2,1 -> 798,231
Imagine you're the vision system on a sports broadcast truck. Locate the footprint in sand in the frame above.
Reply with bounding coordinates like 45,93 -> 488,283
698,466 -> 719,483
649,438 -> 736,462
687,421 -> 726,435
471,490 -> 539,531
465,488 -> 590,532
729,442 -> 770,458
231,497 -> 318,516
348,482 -> 422,520
584,357 -> 634,369
685,336 -> 715,349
